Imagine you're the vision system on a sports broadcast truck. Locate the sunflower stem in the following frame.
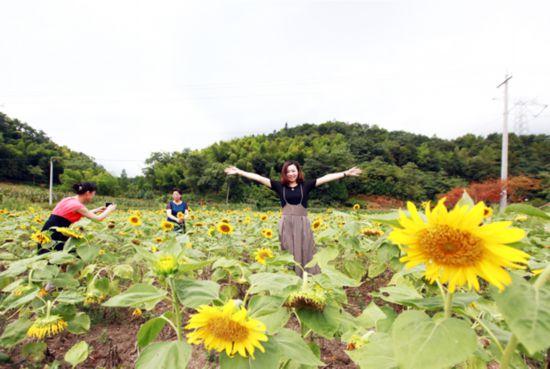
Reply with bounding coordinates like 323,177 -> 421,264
444,291 -> 453,319
168,278 -> 182,341
500,334 -> 519,369
436,281 -> 453,318
159,314 -> 179,338
469,313 -> 505,354
279,359 -> 291,369
243,284 -> 254,306
45,300 -> 52,318
534,264 -> 550,290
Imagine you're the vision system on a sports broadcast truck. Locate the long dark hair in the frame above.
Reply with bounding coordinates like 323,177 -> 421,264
72,182 -> 97,195
280,160 -> 305,186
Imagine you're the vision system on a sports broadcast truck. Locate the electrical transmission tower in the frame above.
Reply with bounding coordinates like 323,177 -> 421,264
512,99 -> 547,135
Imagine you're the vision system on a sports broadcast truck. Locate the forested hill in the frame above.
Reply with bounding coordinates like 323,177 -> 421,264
0,112 -> 119,195
2,112 -> 548,205
143,121 -> 549,204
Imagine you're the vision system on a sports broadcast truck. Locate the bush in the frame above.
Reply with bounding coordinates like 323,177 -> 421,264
439,176 -> 543,207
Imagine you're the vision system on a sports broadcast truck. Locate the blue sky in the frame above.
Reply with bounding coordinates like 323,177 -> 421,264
1,0 -> 549,176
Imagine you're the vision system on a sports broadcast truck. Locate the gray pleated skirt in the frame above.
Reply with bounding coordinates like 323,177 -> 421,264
278,203 -> 321,277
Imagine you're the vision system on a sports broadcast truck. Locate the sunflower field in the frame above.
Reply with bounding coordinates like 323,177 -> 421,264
0,193 -> 548,369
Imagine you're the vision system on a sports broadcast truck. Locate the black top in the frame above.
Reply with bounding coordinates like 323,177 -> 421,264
270,179 -> 317,208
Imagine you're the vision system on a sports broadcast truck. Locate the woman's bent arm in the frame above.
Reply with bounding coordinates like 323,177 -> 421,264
77,204 -> 116,221
166,209 -> 179,222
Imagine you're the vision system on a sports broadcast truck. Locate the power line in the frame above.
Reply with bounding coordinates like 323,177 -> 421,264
513,99 -> 548,135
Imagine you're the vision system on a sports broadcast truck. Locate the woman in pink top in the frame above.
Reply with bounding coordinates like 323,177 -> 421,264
38,182 -> 117,254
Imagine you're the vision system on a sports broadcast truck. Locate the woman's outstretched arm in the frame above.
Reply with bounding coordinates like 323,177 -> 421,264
225,166 -> 272,188
316,167 -> 362,186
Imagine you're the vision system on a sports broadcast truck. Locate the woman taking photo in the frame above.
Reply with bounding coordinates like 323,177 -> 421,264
225,161 -> 362,276
166,188 -> 188,233
38,182 -> 117,254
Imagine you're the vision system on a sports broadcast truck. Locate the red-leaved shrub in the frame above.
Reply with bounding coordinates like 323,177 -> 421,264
439,176 -> 541,207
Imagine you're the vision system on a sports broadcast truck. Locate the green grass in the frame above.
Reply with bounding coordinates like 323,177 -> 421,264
0,182 -> 161,210
0,182 -> 398,214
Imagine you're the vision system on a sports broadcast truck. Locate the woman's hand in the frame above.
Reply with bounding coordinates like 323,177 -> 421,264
224,166 -> 240,175
344,167 -> 362,177
92,206 -> 106,214
107,204 -> 117,212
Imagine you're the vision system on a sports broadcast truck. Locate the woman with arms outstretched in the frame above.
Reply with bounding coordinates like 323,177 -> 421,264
225,161 -> 362,276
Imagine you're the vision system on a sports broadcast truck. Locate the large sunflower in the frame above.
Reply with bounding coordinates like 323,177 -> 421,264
186,300 -> 268,358
311,219 -> 323,232
217,222 -> 234,235
255,248 -> 274,265
389,199 -> 529,292
55,227 -> 83,239
31,231 -> 51,245
261,229 -> 273,239
128,215 -> 142,226
161,220 -> 175,232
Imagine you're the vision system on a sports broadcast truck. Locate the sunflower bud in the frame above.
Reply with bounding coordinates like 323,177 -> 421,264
27,315 -> 68,339
285,285 -> 327,311
132,308 -> 143,318
153,254 -> 178,277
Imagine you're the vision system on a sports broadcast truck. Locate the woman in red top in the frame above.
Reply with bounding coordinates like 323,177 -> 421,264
38,182 -> 117,254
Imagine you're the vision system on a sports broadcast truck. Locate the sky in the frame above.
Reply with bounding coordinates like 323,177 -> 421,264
1,0 -> 549,177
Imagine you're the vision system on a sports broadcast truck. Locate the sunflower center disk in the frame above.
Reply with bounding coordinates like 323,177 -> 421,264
420,225 -> 484,267
206,317 -> 249,342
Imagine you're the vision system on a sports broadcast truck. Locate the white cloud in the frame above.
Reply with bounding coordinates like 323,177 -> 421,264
1,0 -> 548,176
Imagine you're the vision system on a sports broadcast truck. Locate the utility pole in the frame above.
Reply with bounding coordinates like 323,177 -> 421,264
225,179 -> 230,205
48,157 -> 60,206
497,74 -> 512,213
49,158 -> 54,206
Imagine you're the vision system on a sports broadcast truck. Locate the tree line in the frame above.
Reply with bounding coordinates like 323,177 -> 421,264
142,122 -> 549,206
2,113 -> 548,206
